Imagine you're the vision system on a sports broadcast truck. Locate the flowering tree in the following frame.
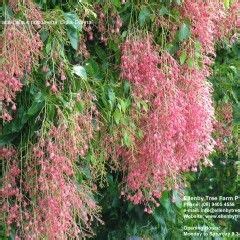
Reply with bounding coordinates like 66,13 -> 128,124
0,0 -> 239,239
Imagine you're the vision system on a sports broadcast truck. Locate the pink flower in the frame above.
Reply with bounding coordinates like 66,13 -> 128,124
50,84 -> 58,93
2,112 -> 13,122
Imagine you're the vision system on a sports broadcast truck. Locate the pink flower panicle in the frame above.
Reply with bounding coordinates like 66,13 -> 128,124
25,0 -> 44,30
0,109 -> 100,239
181,0 -> 240,56
0,24 -> 42,121
181,0 -> 225,57
120,36 -> 166,103
93,4 -> 123,45
8,0 -> 43,25
120,37 -> 215,206
0,149 -> 22,236
120,1 -> 239,206
0,71 -> 23,121
27,115 -> 99,239
2,25 -> 42,79
219,1 -> 240,37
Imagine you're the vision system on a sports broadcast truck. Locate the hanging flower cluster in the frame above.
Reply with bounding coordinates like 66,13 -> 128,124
0,148 -> 21,238
0,24 -> 42,121
91,4 -> 123,45
219,1 -> 240,37
181,0 -> 240,58
181,0 -> 225,56
120,36 -> 215,206
8,0 -> 43,19
119,0 -> 240,207
0,71 -> 22,121
0,110 -> 100,239
1,25 -> 42,78
27,116 -> 99,239
25,0 -> 44,30
43,60 -> 68,94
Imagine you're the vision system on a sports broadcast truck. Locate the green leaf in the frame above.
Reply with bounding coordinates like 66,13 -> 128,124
194,40 -> 202,52
73,65 -> 87,79
0,133 -> 17,146
141,101 -> 149,112
194,41 -> 202,59
123,131 -> 132,147
112,0 -> 121,8
175,0 -> 182,5
81,166 -> 91,179
113,110 -> 121,125
123,81 -> 130,95
180,51 -> 187,65
224,0 -> 230,8
152,211 -> 166,225
121,31 -> 127,38
166,43 -> 180,55
64,12 -> 82,30
85,59 -> 100,78
119,99 -> 128,113
159,7 -> 169,16
229,65 -> 237,74
76,102 -> 84,112
27,92 -> 44,116
45,37 -> 52,54
40,29 -> 49,42
230,90 -> 239,104
178,23 -> 191,42
172,190 -> 182,208
160,191 -> 171,213
139,7 -> 151,27
108,88 -> 116,108
64,12 -> 82,50
187,57 -> 195,68
136,130 -> 144,139
94,44 -> 108,61
66,28 -> 79,50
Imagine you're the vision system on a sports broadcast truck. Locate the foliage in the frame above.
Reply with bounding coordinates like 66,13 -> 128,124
93,172 -> 223,240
